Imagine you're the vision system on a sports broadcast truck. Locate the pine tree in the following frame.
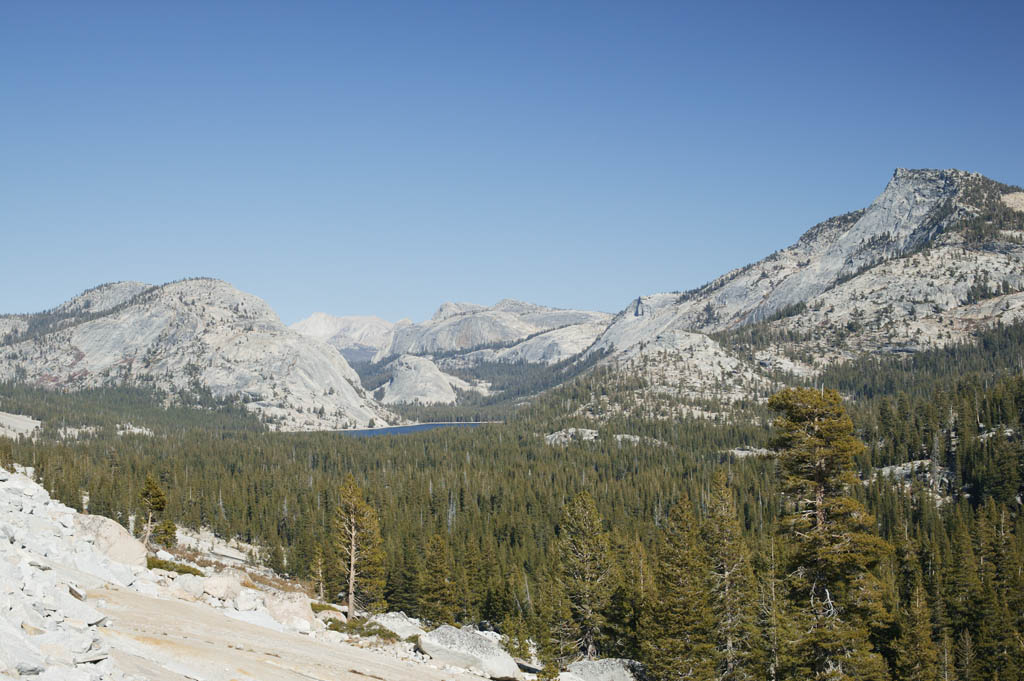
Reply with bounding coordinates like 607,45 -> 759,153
955,629 -> 976,681
535,572 -> 577,676
386,534 -> 421,615
604,534 -> 650,659
152,516 -> 177,547
559,491 -> 614,659
501,613 -> 531,660
641,500 -> 716,681
768,388 -> 892,680
419,533 -> 457,625
703,470 -> 761,681
331,474 -> 387,617
757,537 -> 797,681
311,543 -> 326,601
266,543 -> 286,574
895,579 -> 939,681
138,474 -> 167,548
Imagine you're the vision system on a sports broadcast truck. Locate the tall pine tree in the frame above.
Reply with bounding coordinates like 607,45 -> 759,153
559,491 -> 614,659
768,388 -> 892,681
641,499 -> 717,681
331,474 -> 386,617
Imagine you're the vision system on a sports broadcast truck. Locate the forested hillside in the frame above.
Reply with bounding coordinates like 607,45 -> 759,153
1,319 -> 1023,679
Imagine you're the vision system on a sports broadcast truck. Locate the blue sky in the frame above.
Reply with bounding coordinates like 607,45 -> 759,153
2,1 -> 1022,324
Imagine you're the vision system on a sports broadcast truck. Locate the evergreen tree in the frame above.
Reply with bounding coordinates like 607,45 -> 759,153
386,534 -> 421,615
311,543 -> 326,601
895,579 -> 939,681
604,535 -> 650,659
703,470 -> 761,681
641,500 -> 716,681
138,474 -> 167,548
419,533 -> 457,625
152,516 -> 177,547
501,613 -> 531,660
768,388 -> 892,680
331,474 -> 386,616
559,491 -> 614,659
955,629 -> 976,681
535,573 -> 577,677
266,543 -> 286,574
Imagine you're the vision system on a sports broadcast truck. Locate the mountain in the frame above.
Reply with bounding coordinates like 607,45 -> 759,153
376,354 -> 489,405
0,279 -> 394,431
576,168 -> 1024,419
373,299 -> 612,363
290,312 -> 394,363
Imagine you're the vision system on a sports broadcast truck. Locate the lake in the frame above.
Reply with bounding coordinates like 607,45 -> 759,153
336,422 -> 493,437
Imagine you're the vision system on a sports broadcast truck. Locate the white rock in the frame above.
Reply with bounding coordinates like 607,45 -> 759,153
174,573 -> 206,599
73,515 -> 146,568
233,588 -> 262,612
379,355 -> 482,405
567,658 -> 647,681
264,591 -> 316,634
417,624 -> 521,680
0,618 -> 45,676
203,571 -> 243,601
369,611 -> 427,640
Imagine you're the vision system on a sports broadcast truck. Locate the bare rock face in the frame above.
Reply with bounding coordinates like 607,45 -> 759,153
580,168 -> 1024,419
378,355 -> 483,405
73,515 -> 146,568
290,313 -> 394,363
417,625 -> 521,680
373,299 -> 611,362
0,278 -> 395,431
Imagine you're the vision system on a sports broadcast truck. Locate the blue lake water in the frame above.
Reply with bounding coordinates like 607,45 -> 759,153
336,422 -> 491,437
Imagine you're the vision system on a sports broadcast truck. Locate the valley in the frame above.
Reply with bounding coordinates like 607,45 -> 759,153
2,167 -> 1023,681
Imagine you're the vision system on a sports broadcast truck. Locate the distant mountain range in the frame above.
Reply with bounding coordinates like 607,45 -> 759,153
2,168 -> 1022,428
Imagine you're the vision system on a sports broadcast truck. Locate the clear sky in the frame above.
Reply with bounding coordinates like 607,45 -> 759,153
2,1 -> 1022,324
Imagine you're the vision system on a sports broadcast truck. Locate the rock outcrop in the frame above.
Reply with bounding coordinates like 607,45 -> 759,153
417,624 -> 522,680
369,611 -> 427,639
73,515 -> 146,568
564,658 -> 647,681
0,467 -> 140,680
378,355 -> 485,405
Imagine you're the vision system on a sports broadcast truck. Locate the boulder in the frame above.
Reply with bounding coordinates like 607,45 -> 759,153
417,624 -> 521,680
234,588 -> 262,612
0,618 -> 45,676
370,611 -> 426,640
203,571 -> 243,601
175,573 -> 206,598
265,591 -> 316,634
73,515 -> 146,567
566,658 -> 647,681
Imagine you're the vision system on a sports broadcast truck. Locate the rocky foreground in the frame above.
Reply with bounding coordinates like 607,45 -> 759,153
0,467 -> 643,681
